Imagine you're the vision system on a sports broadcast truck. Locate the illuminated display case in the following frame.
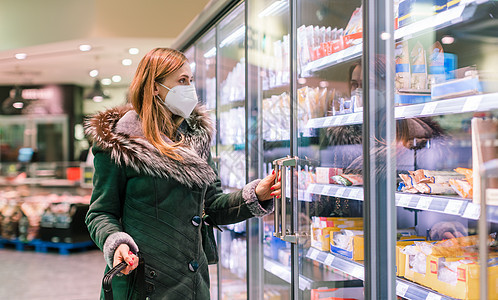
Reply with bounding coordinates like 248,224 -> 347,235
176,0 -> 498,299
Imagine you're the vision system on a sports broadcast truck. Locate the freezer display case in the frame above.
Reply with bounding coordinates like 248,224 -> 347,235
175,0 -> 498,299
216,4 -> 250,300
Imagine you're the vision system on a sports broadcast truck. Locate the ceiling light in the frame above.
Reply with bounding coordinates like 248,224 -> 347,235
112,75 -> 122,83
220,26 -> 245,48
122,59 -> 132,66
128,48 -> 139,55
441,36 -> 455,44
15,53 -> 27,60
79,44 -> 92,51
85,80 -> 110,101
258,0 -> 288,18
89,69 -> 99,77
203,47 -> 216,58
101,78 -> 112,85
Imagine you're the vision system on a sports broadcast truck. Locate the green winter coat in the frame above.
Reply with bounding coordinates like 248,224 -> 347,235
84,105 -> 272,300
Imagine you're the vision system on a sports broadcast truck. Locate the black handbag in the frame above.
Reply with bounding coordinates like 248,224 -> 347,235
201,214 -> 221,265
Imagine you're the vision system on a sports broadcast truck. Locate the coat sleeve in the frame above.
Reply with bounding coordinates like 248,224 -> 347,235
85,148 -> 138,267
204,154 -> 273,226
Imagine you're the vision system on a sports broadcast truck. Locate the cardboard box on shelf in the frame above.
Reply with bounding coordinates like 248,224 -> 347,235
395,238 -> 427,277
329,229 -> 364,261
311,217 -> 363,229
311,226 -> 334,251
426,255 -> 498,300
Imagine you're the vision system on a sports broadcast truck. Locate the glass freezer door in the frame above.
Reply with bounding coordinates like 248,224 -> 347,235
295,0 -> 365,299
216,4 -> 249,299
247,0 -> 293,299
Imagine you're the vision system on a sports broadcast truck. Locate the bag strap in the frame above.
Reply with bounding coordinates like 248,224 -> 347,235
103,262 -> 128,300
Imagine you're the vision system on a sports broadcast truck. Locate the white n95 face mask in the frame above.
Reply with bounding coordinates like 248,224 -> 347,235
156,82 -> 198,118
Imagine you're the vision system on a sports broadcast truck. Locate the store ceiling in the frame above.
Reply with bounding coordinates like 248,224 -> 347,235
0,0 -> 211,87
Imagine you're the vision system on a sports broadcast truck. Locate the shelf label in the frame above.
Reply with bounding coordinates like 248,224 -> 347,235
426,292 -> 442,300
308,249 -> 319,260
324,255 -> 335,266
444,200 -> 464,215
336,187 -> 346,198
398,194 -> 412,207
396,281 -> 409,297
421,102 -> 438,116
324,117 -> 334,127
333,116 -> 343,126
351,267 -> 364,279
461,95 -> 482,113
462,202 -> 480,219
395,106 -> 406,119
321,185 -> 332,196
347,113 -> 357,124
417,197 -> 432,210
350,189 -> 362,199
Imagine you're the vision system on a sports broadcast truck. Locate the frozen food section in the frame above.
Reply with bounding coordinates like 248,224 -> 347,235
174,0 -> 498,299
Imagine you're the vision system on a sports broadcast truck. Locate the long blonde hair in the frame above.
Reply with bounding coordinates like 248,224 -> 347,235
129,48 -> 187,160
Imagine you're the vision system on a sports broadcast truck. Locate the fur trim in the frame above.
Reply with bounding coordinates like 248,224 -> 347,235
84,104 -> 217,188
103,232 -> 139,268
242,179 -> 274,217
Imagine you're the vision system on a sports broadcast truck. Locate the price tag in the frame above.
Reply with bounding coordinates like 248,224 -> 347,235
308,249 -> 319,260
421,101 -> 438,116
398,194 -> 412,207
395,106 -> 406,119
336,188 -> 346,198
324,255 -> 335,266
347,113 -> 357,124
461,95 -> 482,113
417,197 -> 432,210
396,281 -> 409,297
333,116 -> 343,126
351,267 -> 364,279
350,189 -> 362,200
426,292 -> 442,300
444,200 -> 464,215
321,185 -> 332,196
324,117 -> 334,127
462,202 -> 480,220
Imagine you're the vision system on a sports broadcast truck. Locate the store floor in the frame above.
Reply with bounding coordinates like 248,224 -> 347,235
1,248 -> 105,299
1,247 -> 219,299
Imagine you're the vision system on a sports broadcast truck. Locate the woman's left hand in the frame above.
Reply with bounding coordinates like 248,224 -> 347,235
255,170 -> 281,201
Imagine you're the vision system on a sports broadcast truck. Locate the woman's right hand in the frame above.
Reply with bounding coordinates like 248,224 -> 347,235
113,244 -> 139,275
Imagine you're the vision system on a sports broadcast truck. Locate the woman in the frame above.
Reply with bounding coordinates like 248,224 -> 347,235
85,48 -> 280,299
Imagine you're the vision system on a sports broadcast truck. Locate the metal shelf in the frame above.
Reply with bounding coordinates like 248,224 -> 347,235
394,0 -> 485,41
300,1 -> 487,78
306,248 -> 457,300
300,43 -> 362,77
306,183 -> 498,222
305,92 -> 498,129
263,258 -> 313,290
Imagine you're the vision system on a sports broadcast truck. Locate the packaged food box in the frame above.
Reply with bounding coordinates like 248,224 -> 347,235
447,0 -> 461,9
330,229 -> 364,261
315,167 -> 343,184
402,241 -> 434,287
431,75 -> 482,100
311,216 -> 363,228
426,254 -> 498,300
395,93 -> 431,105
311,226 -> 334,251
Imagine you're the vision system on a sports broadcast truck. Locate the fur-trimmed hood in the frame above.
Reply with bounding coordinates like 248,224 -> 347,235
84,104 -> 217,188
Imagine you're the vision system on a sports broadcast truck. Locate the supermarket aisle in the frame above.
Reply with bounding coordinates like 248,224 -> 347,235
0,248 -> 105,300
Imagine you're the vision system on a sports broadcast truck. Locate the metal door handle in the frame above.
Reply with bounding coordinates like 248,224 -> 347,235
272,156 -> 297,241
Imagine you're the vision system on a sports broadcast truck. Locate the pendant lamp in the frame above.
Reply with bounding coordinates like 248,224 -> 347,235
85,79 -> 110,102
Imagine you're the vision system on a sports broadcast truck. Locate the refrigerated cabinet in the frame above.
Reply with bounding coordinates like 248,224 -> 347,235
174,0 -> 498,299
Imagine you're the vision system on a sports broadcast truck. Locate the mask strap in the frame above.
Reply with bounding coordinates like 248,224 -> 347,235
157,82 -> 171,91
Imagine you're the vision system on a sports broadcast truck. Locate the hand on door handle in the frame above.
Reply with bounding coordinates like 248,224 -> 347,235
256,170 -> 281,201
